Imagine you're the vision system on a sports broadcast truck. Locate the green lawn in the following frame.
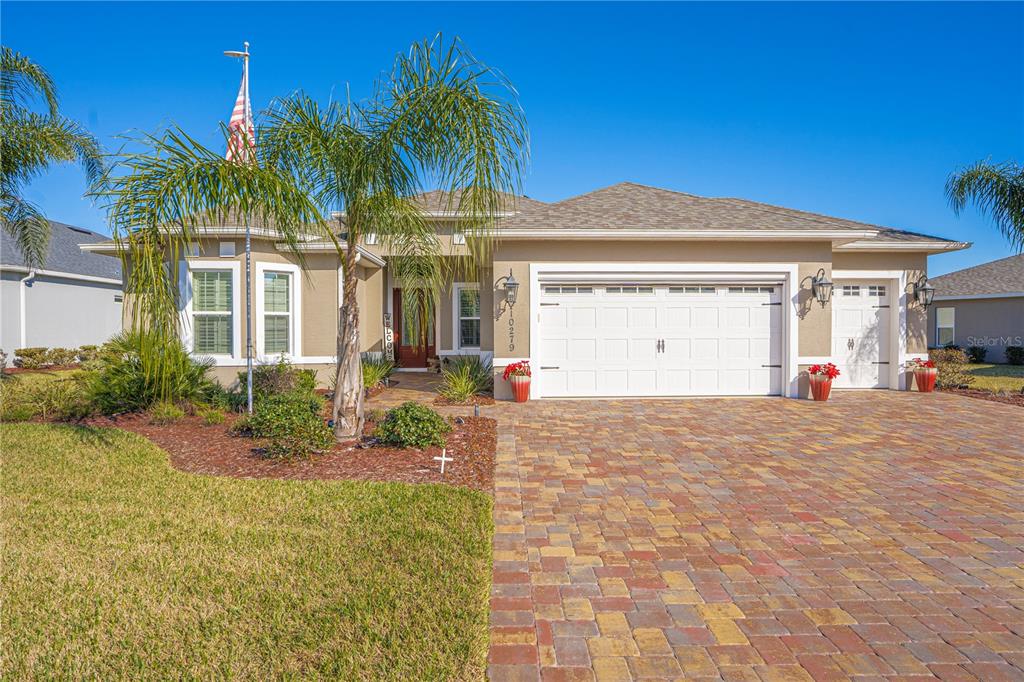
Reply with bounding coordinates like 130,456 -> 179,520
1,423 -> 492,680
963,363 -> 1024,392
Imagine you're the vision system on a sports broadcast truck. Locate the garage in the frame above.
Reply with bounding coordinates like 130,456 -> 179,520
831,279 -> 892,388
537,282 -> 784,397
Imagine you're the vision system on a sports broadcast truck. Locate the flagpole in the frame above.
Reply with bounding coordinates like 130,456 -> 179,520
242,41 -> 254,415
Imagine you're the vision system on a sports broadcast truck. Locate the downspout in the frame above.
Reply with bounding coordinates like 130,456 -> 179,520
18,269 -> 36,349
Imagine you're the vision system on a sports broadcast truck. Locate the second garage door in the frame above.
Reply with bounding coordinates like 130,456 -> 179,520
538,283 -> 783,397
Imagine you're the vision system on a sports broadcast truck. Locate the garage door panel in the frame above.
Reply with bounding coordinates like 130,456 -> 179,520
538,282 -> 783,397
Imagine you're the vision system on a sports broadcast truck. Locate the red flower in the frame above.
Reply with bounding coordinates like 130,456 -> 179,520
909,358 -> 935,369
808,362 -> 840,380
503,361 -> 531,381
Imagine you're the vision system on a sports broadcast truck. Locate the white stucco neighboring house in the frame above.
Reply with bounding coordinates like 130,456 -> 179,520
1,220 -> 123,354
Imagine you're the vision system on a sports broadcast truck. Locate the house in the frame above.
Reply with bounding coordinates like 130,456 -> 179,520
84,182 -> 969,399
1,220 -> 123,354
927,254 -> 1024,362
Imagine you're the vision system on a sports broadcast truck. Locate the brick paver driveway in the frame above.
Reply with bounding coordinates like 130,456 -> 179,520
488,392 -> 1024,681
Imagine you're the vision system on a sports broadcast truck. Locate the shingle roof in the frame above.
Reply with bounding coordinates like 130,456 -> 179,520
412,189 -> 547,215
498,182 -> 952,243
930,254 -> 1024,298
1,220 -> 122,280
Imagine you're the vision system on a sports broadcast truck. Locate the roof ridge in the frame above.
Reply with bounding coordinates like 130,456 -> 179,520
931,252 -> 1024,280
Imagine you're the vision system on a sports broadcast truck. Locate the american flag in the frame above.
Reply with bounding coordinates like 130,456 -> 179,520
225,69 -> 254,163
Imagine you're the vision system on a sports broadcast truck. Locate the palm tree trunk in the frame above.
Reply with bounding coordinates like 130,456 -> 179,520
332,240 -> 363,439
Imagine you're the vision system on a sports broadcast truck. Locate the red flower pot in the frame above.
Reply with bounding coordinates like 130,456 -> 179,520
510,375 -> 530,403
914,367 -> 937,393
809,374 -> 833,401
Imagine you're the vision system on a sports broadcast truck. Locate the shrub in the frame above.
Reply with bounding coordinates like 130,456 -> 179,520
365,408 -> 388,424
966,346 -> 988,363
930,347 -> 974,389
149,401 -> 185,425
0,374 -> 92,421
374,401 -> 451,449
244,358 -> 318,403
1007,346 -> 1024,366
200,407 -> 226,425
362,356 -> 395,390
89,331 -> 218,414
15,347 -> 48,369
248,392 -> 333,459
439,355 -> 493,402
46,347 -> 78,366
76,345 -> 100,365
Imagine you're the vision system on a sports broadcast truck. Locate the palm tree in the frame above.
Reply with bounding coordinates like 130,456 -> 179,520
1,46 -> 103,268
946,159 -> 1024,252
259,35 -> 527,438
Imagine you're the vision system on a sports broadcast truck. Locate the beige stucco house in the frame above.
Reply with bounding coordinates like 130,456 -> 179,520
84,182 -> 969,399
927,254 -> 1023,362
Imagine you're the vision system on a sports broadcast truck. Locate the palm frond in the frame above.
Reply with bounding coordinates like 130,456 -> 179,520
0,46 -> 58,117
0,111 -> 103,190
946,159 -> 1024,252
0,192 -> 50,267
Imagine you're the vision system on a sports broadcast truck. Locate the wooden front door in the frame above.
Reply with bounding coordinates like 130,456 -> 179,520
392,288 -> 435,368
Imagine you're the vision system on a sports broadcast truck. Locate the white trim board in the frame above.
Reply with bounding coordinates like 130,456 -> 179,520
528,262 -> 802,399
1,264 -> 122,286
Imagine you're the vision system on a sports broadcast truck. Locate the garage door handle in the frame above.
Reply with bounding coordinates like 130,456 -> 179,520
540,366 -> 559,370
762,364 -> 782,368
762,302 -> 782,306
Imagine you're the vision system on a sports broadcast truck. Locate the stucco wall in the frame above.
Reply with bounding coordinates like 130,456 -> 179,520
0,271 -> 123,351
927,297 -> 1024,362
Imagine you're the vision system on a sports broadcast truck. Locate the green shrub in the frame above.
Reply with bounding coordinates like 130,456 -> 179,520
243,358 -> 318,404
1007,346 -> 1024,366
930,347 -> 974,389
89,331 -> 218,414
149,401 -> 185,425
374,401 -> 451,449
439,355 -> 493,402
966,346 -> 988,363
0,374 -> 92,421
46,348 -> 78,366
362,356 -> 395,390
365,408 -> 388,423
15,347 -> 48,369
76,345 -> 100,365
248,392 -> 333,459
200,407 -> 226,425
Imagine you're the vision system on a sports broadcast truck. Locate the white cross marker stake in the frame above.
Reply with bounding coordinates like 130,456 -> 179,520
434,448 -> 453,475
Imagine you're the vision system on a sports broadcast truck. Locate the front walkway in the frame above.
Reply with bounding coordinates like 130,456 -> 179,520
488,392 -> 1024,681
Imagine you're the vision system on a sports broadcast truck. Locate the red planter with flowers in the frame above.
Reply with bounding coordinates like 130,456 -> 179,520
503,361 -> 532,403
807,363 -> 840,401
908,358 -> 937,392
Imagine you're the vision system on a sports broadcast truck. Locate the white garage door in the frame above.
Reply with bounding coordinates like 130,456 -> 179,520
831,280 -> 891,388
538,283 -> 783,397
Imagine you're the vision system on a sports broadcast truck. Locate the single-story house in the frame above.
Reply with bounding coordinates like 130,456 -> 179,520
927,254 -> 1023,362
84,182 -> 969,399
1,220 -> 123,354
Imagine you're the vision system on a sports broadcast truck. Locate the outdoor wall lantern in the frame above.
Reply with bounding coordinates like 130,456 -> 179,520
498,269 -> 520,307
913,275 -> 936,308
811,268 -> 833,307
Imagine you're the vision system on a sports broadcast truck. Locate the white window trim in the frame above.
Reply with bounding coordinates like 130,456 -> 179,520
453,282 -> 481,350
528,262 -> 802,399
255,261 -> 302,362
936,306 -> 955,347
179,259 -> 242,364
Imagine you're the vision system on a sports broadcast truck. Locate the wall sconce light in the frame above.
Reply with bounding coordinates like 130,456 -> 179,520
913,275 -> 935,308
811,268 -> 833,307
497,269 -> 519,307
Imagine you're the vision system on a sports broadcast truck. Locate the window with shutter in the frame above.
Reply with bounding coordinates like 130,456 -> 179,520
192,271 -> 233,355
263,272 -> 291,354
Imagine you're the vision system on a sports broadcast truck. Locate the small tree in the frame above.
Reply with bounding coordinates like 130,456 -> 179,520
946,159 -> 1024,252
261,35 -> 527,438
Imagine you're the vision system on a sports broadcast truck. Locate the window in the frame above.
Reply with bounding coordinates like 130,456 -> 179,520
841,285 -> 860,296
456,285 -> 480,348
452,231 -> 466,245
727,286 -> 776,294
669,286 -> 716,294
867,285 -> 886,297
192,271 -> 233,355
263,271 -> 291,354
187,242 -> 201,257
543,285 -> 593,294
936,307 -> 955,346
364,232 -> 378,245
606,285 -> 654,294
219,240 -> 236,257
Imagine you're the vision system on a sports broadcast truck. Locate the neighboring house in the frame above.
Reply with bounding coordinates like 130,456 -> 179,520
927,254 -> 1024,363
85,182 -> 969,398
1,221 -> 123,355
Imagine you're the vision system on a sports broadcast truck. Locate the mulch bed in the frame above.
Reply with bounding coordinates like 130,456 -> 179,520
3,364 -> 81,375
942,388 -> 1024,408
82,412 -> 496,492
433,394 -> 495,407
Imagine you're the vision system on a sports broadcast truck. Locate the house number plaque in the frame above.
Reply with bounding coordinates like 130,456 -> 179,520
508,315 -> 516,353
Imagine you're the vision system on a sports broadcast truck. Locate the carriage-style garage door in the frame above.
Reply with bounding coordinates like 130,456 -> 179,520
537,283 -> 783,397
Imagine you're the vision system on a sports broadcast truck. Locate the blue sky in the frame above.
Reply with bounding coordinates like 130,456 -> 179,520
4,1 -> 1022,275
